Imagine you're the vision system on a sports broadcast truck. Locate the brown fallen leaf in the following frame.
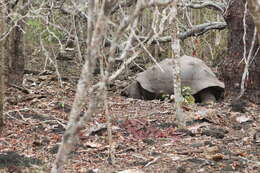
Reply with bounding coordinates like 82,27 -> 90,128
85,142 -> 102,148
206,153 -> 224,161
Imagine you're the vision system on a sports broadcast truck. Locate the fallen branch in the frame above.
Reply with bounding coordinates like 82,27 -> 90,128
144,157 -> 161,167
9,84 -> 31,94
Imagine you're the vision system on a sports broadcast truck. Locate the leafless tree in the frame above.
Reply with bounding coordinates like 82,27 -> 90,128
221,0 -> 260,103
51,1 -> 177,172
237,2 -> 259,100
1,0 -> 259,171
1,0 -> 27,86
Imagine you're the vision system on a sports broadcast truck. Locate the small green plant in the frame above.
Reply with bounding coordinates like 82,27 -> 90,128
26,19 -> 65,43
59,102 -> 65,108
161,93 -> 170,100
182,86 -> 195,104
160,86 -> 195,104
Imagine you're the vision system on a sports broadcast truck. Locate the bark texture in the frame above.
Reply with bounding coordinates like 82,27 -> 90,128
222,0 -> 260,103
4,22 -> 25,86
0,10 -> 5,130
171,1 -> 185,127
4,0 -> 26,86
247,0 -> 260,43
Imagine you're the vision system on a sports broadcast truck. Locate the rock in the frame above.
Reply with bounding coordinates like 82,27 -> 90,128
253,131 -> 260,144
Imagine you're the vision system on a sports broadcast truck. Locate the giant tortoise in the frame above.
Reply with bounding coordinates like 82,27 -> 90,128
122,55 -> 225,103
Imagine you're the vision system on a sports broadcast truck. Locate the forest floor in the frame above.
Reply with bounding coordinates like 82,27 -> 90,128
0,73 -> 260,173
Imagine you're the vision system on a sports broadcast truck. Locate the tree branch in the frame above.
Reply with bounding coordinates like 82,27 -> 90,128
184,0 -> 226,13
110,0 -> 137,15
178,21 -> 227,40
136,21 -> 227,44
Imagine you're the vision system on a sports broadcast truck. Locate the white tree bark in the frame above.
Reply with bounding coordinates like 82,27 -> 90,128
171,1 -> 185,127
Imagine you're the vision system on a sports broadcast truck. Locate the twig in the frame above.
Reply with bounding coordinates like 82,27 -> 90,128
6,111 -> 28,122
237,2 -> 257,100
144,157 -> 161,167
9,84 -> 31,94
184,0 -> 226,13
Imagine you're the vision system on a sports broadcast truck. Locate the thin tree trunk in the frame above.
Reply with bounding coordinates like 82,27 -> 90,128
171,1 -> 185,127
51,3 -> 106,172
0,59 -> 3,131
221,0 -> 260,103
247,0 -> 260,43
4,0 -> 26,86
0,10 -> 5,130
237,2 -> 258,100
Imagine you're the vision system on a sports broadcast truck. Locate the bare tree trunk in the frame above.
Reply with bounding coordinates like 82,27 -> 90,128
247,0 -> 260,43
4,24 -> 25,86
0,56 -> 3,131
51,1 -> 175,172
4,0 -> 26,86
0,8 -> 5,130
221,0 -> 260,103
237,2 -> 258,100
171,1 -> 185,127
51,3 -> 106,172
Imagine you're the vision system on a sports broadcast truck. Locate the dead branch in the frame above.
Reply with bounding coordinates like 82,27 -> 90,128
184,0 -> 226,13
107,0 -> 175,60
110,0 -> 137,14
178,22 -> 227,39
57,1 -> 88,22
136,22 -> 227,44
9,84 -> 31,94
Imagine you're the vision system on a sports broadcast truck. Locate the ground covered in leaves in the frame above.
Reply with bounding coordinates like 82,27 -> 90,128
0,73 -> 260,173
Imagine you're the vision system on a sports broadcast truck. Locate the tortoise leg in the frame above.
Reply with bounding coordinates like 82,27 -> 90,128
199,89 -> 216,104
